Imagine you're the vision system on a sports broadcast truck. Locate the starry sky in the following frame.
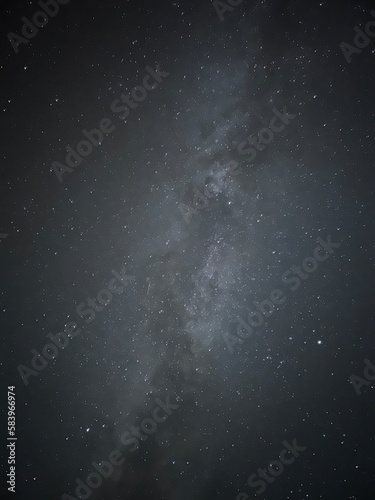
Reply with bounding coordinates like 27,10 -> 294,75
1,0 -> 375,499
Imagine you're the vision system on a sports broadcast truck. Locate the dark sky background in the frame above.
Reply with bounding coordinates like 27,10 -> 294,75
1,0 -> 375,499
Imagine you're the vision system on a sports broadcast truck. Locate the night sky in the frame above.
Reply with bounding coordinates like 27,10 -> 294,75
1,0 -> 375,499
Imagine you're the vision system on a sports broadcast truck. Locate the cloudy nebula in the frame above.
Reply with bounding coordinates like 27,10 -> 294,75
2,1 -> 375,499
